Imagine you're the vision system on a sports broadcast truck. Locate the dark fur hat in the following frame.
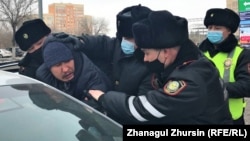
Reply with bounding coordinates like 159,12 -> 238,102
204,8 -> 240,33
132,10 -> 188,49
15,19 -> 51,51
116,4 -> 152,38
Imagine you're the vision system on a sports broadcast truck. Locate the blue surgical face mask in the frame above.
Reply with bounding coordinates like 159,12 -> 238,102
207,31 -> 224,44
121,39 -> 135,55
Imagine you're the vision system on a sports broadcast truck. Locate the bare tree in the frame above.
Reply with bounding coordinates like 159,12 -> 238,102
0,29 -> 12,48
79,16 -> 93,35
92,17 -> 109,35
0,20 -> 9,31
0,0 -> 37,46
80,16 -> 109,35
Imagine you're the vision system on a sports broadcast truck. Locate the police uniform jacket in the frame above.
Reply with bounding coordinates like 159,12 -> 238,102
18,48 -> 43,79
77,34 -> 153,96
97,40 -> 233,124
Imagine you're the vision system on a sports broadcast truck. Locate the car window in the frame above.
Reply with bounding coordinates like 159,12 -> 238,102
0,83 -> 122,141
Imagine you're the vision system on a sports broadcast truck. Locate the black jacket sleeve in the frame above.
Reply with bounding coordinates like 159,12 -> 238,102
18,54 -> 40,79
76,34 -> 118,62
97,58 -> 231,125
226,49 -> 250,98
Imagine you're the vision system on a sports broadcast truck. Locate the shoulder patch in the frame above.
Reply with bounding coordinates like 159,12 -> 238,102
163,80 -> 187,96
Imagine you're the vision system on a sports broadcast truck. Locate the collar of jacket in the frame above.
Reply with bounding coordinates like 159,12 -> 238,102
199,34 -> 238,57
160,39 -> 200,83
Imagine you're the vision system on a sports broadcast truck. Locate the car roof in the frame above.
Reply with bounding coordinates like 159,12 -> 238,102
0,70 -> 37,85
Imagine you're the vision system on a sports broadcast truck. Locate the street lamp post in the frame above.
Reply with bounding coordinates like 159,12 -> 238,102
38,0 -> 43,19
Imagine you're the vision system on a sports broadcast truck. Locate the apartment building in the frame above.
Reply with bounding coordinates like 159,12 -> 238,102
43,3 -> 92,35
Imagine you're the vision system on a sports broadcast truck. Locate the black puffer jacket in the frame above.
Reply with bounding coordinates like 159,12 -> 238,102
36,34 -> 112,109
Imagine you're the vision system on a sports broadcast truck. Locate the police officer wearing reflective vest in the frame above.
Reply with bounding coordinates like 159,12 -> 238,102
88,10 -> 233,124
199,8 -> 250,124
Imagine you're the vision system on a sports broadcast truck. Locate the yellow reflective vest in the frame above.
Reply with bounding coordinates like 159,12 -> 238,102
204,46 -> 246,120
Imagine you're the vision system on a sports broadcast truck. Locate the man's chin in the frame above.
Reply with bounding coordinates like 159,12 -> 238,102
63,73 -> 74,82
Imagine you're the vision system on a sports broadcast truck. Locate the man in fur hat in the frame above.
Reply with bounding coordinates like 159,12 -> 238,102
75,4 -> 154,97
199,8 -> 250,124
15,18 -> 51,79
88,10 -> 233,125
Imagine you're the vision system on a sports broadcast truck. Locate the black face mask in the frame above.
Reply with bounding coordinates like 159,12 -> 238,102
145,59 -> 165,73
145,50 -> 165,73
29,47 -> 43,64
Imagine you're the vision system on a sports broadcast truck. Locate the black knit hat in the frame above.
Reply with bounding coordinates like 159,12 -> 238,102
15,19 -> 51,51
43,41 -> 73,69
204,8 -> 240,33
116,4 -> 152,38
132,10 -> 189,49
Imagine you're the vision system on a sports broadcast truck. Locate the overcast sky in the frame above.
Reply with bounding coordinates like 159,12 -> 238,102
42,0 -> 226,36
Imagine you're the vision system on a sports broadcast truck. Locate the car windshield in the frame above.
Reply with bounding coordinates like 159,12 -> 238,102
0,83 -> 122,141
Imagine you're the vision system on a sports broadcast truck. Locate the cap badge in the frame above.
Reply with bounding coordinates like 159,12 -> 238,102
210,13 -> 214,18
23,33 -> 28,39
224,58 -> 232,69
163,80 -> 186,96
115,80 -> 119,86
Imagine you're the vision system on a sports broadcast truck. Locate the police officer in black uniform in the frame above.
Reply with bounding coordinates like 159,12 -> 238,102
76,4 -> 154,96
15,19 -> 51,79
88,10 -> 233,124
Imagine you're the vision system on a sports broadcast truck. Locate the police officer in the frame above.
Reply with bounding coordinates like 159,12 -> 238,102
76,4 -> 154,96
15,19 -> 51,79
88,10 -> 233,124
199,8 -> 250,124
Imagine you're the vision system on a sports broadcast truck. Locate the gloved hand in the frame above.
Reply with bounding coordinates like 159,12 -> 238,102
73,35 -> 86,51
53,32 -> 85,51
51,32 -> 73,43
53,32 -> 69,39
44,32 -> 85,51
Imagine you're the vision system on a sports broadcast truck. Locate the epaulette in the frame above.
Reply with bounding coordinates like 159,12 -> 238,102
178,60 -> 195,69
